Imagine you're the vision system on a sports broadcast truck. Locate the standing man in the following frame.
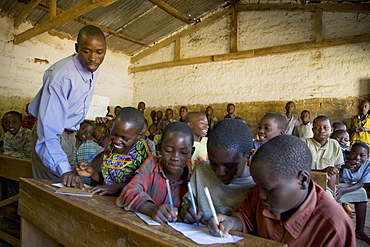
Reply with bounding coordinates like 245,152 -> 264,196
29,25 -> 106,187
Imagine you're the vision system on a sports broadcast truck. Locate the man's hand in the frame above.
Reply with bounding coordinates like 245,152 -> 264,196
61,171 -> 83,188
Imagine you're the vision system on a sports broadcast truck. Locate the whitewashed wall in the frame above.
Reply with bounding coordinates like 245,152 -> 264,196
0,16 -> 132,116
132,11 -> 370,107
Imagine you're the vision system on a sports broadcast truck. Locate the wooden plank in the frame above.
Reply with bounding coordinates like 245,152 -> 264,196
236,3 -> 370,13
0,195 -> 19,208
49,0 -> 56,20
230,7 -> 238,53
19,179 -> 286,247
311,171 -> 327,191
131,8 -> 233,63
315,8 -> 323,43
149,0 -> 194,24
13,0 -> 42,28
174,37 -> 181,61
0,230 -> 20,247
0,156 -> 33,181
13,0 -> 119,44
21,218 -> 59,247
131,33 -> 370,72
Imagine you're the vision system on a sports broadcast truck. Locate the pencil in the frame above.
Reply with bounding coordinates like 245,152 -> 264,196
187,182 -> 199,226
204,186 -> 223,237
165,179 -> 176,224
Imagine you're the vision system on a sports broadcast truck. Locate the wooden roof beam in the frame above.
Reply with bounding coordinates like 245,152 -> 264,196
149,0 -> 195,24
236,3 -> 370,13
13,0 -> 119,44
14,0 -> 42,28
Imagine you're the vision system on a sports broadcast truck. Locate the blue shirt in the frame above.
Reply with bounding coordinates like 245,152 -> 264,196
342,158 -> 370,184
29,54 -> 99,176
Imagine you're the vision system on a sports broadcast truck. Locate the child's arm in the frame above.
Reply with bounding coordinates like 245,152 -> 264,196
137,201 -> 177,223
89,183 -> 126,196
76,162 -> 101,183
179,199 -> 203,224
208,215 -> 243,237
336,182 -> 364,200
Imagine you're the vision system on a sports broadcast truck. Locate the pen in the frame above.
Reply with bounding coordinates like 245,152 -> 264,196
165,179 -> 176,224
187,182 -> 199,226
85,154 -> 95,164
204,186 -> 223,237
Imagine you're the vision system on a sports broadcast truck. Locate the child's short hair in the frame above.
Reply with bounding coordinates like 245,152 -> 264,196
161,122 -> 194,146
301,110 -> 310,115
184,112 -> 203,123
263,113 -> 288,131
116,107 -> 145,133
2,111 -> 22,122
286,101 -> 295,107
207,118 -> 253,154
313,115 -> 332,126
227,103 -> 235,108
331,129 -> 347,138
352,142 -> 369,154
81,120 -> 94,128
252,135 -> 312,180
332,122 -> 345,130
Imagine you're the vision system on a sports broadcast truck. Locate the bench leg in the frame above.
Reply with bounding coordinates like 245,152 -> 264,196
21,218 -> 59,247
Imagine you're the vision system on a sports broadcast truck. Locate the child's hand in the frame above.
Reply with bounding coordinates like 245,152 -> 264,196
336,186 -> 347,200
179,203 -> 203,224
95,116 -> 112,124
208,215 -> 238,237
150,203 -> 178,223
342,160 -> 360,171
324,166 -> 338,177
90,183 -> 124,196
75,162 -> 95,177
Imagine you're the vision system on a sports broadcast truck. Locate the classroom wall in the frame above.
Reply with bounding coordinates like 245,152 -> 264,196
0,16 -> 133,118
132,10 -> 370,134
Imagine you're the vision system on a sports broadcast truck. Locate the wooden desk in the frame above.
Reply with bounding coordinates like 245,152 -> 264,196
19,179 -> 286,247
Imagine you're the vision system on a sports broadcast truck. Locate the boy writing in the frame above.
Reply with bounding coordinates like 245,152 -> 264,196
180,119 -> 255,223
208,135 -> 356,246
2,111 -> 31,159
116,122 -> 193,223
185,112 -> 209,167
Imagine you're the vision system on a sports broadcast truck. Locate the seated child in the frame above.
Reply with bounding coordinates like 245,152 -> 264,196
331,129 -> 350,159
180,119 -> 255,223
2,111 -> 31,159
185,112 -> 209,167
153,119 -> 170,154
302,115 -> 343,193
148,123 -> 158,141
337,142 -> 370,244
297,110 -> 313,139
76,107 -> 151,195
252,113 -> 287,149
141,119 -> 156,155
116,122 -> 193,223
74,120 -> 104,165
208,135 -> 356,246
91,123 -> 110,148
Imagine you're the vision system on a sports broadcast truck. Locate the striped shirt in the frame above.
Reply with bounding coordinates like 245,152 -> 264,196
73,140 -> 104,165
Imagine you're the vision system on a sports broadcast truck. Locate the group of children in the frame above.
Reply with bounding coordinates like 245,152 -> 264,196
2,99 -> 370,246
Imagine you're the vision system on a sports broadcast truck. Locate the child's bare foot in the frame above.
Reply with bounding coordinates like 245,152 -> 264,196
356,231 -> 370,244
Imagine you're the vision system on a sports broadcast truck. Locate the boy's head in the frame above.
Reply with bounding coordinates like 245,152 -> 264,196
332,122 -> 347,131
331,129 -> 349,148
258,113 -> 287,145
300,110 -> 310,124
77,121 -> 94,142
285,101 -> 295,114
348,142 -> 369,165
137,101 -> 146,113
75,25 -> 106,73
312,115 -> 333,143
114,105 -> 122,116
207,119 -> 253,185
149,123 -> 158,135
111,107 -> 145,153
226,103 -> 235,115
161,122 -> 194,176
165,108 -> 173,120
94,124 -> 108,141
358,100 -> 370,115
157,110 -> 163,120
150,110 -> 157,118
159,119 -> 170,133
251,135 -> 312,216
2,111 -> 22,135
205,106 -> 213,116
185,112 -> 209,140
179,106 -> 188,119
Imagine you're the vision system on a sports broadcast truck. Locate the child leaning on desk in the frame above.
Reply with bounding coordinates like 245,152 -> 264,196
76,107 -> 152,195
208,135 -> 356,247
180,118 -> 255,223
116,122 -> 193,223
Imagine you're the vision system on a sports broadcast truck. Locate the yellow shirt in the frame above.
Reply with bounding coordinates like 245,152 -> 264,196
347,114 -> 370,147
303,138 -> 343,170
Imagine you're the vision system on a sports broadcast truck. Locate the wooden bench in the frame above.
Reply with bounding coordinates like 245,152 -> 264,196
0,155 -> 33,247
19,178 -> 287,247
310,171 -> 328,191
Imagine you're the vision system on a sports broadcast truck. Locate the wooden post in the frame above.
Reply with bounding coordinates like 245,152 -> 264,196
315,8 -> 323,43
49,0 -> 57,20
230,7 -> 238,53
175,37 -> 181,61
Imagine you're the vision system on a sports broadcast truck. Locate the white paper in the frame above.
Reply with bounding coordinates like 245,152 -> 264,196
85,94 -> 109,120
135,212 -> 161,226
52,183 -> 64,188
168,222 -> 243,245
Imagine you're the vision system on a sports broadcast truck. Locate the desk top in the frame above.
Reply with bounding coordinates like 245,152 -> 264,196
18,178 -> 286,247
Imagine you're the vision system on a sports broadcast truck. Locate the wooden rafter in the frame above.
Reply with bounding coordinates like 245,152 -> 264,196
49,0 -> 56,20
149,0 -> 195,24
13,0 -> 119,44
13,0 -> 42,28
